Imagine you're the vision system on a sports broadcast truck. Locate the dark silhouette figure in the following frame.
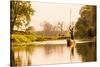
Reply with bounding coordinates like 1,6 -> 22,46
67,25 -> 74,47
69,25 -> 74,40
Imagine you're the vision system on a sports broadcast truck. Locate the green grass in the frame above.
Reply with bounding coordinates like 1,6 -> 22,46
11,34 -> 67,43
11,34 -> 37,43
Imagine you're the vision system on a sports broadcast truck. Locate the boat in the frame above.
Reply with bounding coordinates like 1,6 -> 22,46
67,39 -> 75,47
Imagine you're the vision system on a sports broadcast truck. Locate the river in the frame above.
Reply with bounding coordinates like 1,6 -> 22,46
11,39 -> 96,66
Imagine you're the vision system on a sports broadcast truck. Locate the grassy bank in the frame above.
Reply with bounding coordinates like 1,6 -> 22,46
11,34 -> 67,44
11,34 -> 37,43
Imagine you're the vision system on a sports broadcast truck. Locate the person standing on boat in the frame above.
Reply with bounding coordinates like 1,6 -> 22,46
69,25 -> 74,40
68,24 -> 75,57
67,24 -> 75,47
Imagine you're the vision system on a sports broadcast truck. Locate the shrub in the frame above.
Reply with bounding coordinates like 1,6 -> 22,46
11,34 -> 36,43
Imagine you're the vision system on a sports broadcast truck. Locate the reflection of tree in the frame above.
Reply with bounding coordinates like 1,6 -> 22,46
26,45 -> 34,66
12,45 -> 34,66
27,56 -> 32,66
14,51 -> 22,66
11,47 -> 23,66
26,45 -> 33,56
76,42 -> 96,61
58,45 -> 64,55
44,45 -> 53,55
44,45 -> 64,56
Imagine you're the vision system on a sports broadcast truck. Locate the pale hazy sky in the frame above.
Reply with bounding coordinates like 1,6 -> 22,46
30,2 -> 83,31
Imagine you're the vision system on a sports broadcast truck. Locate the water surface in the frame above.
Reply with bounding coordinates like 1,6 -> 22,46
12,40 -> 96,66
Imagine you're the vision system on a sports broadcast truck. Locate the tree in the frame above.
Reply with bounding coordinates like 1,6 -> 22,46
52,25 -> 59,32
79,5 -> 96,28
10,0 -> 35,33
57,22 -> 64,36
25,26 -> 35,34
42,21 -> 53,32
75,5 -> 96,38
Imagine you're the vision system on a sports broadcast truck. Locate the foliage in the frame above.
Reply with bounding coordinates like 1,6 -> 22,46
11,34 -> 37,43
41,21 -> 66,36
35,35 -> 47,41
10,1 -> 35,32
75,5 -> 96,38
42,21 -> 53,32
25,35 -> 37,41
11,32 -> 67,44
57,22 -> 64,36
25,26 -> 35,34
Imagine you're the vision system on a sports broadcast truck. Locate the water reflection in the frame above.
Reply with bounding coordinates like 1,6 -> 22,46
26,46 -> 34,65
44,45 -> 64,56
11,42 -> 96,66
12,46 -> 34,66
76,42 -> 96,62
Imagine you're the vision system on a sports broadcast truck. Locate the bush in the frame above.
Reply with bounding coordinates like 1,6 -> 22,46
11,34 -> 36,43
25,35 -> 37,42
35,35 -> 47,41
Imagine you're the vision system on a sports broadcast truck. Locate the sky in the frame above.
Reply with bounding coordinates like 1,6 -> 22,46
30,2 -> 83,31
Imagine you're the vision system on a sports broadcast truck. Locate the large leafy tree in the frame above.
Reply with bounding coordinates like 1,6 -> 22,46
10,0 -> 35,33
75,5 -> 96,38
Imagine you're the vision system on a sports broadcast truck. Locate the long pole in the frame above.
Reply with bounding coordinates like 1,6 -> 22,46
70,8 -> 71,26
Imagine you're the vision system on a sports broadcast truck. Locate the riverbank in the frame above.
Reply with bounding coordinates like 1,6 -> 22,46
11,34 -> 67,43
11,33 -> 96,46
11,39 -> 95,47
